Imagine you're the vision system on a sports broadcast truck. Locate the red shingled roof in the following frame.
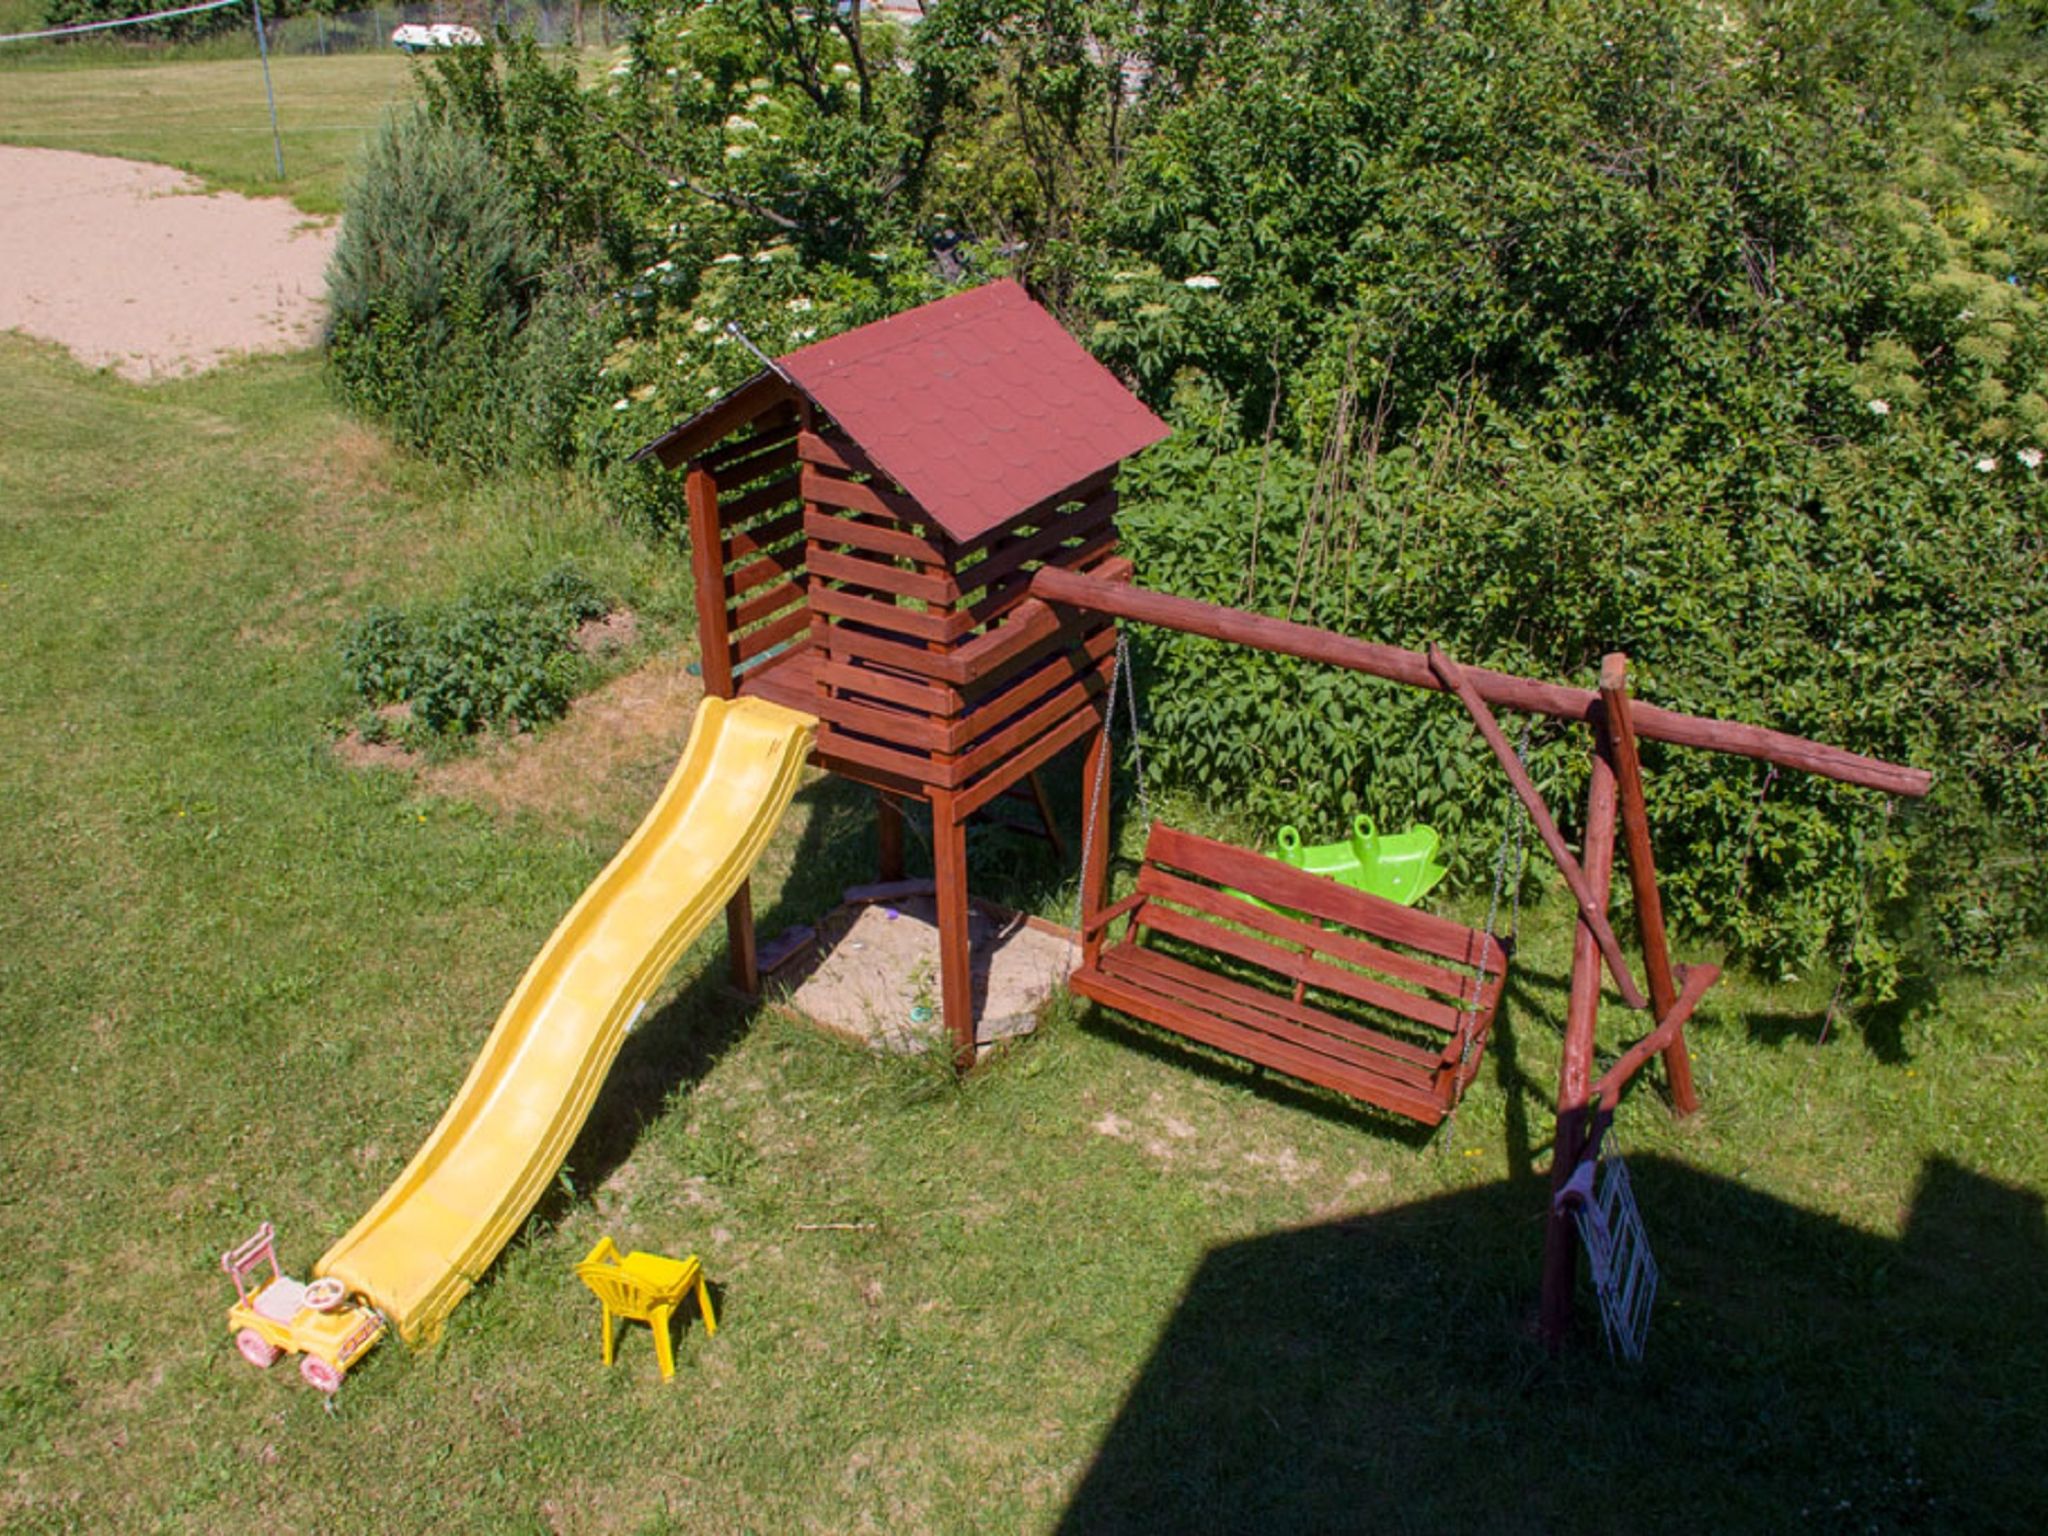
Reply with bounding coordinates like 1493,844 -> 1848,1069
775,279 -> 1168,544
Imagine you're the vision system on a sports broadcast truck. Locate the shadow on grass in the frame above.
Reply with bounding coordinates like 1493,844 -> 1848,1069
1057,1153 -> 2045,1534
528,771 -> 879,1228
1738,966 -> 1938,1067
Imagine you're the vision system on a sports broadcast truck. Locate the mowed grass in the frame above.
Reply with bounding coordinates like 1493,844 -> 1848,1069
0,52 -> 416,214
0,329 -> 2044,1532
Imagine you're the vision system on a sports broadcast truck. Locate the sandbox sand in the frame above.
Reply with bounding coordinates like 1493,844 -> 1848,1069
0,146 -> 335,382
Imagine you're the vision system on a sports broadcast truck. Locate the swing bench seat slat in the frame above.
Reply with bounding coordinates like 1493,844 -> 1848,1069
1070,825 -> 1509,1125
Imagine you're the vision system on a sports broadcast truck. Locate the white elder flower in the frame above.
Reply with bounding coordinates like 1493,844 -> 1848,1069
724,144 -> 747,159
2020,447 -> 2044,469
1867,398 -> 1890,416
692,316 -> 715,334
724,115 -> 758,131
748,93 -> 772,108
707,385 -> 722,398
790,327 -> 818,341
786,297 -> 814,312
1183,274 -> 1222,290
833,63 -> 853,76
1975,456 -> 1999,473
611,398 -> 631,412
713,253 -> 743,265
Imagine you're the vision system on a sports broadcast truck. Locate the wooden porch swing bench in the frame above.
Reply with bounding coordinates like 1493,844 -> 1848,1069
1069,824 -> 1508,1125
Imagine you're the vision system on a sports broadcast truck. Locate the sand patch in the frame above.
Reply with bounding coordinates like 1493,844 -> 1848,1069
0,146 -> 334,382
777,892 -> 1077,1055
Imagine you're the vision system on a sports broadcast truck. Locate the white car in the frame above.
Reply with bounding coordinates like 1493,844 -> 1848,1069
390,22 -> 484,53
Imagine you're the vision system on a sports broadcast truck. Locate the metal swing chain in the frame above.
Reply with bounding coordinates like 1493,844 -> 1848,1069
1070,631 -> 1151,939
1444,719 -> 1535,1143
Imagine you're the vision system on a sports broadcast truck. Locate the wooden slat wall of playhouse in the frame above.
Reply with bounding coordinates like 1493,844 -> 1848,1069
693,404 -> 810,695
1070,824 -> 1511,1123
794,428 -> 1125,802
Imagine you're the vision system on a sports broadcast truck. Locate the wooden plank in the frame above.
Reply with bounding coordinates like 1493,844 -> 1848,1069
732,606 -> 810,665
1429,645 -> 1647,1011
1133,904 -> 1463,1036
949,468 -> 1116,559
821,622 -> 966,684
710,433 -> 798,485
720,470 -> 801,528
804,508 -> 947,566
815,725 -> 950,786
798,427 -> 883,479
969,524 -> 1120,632
1029,566 -> 1932,799
948,630 -> 1115,753
1600,652 -> 1697,1113
801,466 -> 926,525
809,546 -> 961,605
954,486 -> 1118,601
685,466 -> 735,699
811,585 -> 972,645
819,657 -> 959,716
949,660 -> 1111,783
1144,825 -> 1499,969
1072,961 -> 1444,1124
725,506 -> 804,562
736,642 -> 818,714
641,380 -> 794,469
954,701 -> 1103,819
701,411 -> 796,473
1107,942 -> 1441,1072
726,882 -> 757,993
1135,863 -> 1477,1003
876,795 -> 905,883
729,578 -> 804,632
819,691 -> 952,754
727,547 -> 802,599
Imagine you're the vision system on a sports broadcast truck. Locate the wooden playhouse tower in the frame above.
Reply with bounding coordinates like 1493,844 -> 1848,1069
638,280 -> 1169,1063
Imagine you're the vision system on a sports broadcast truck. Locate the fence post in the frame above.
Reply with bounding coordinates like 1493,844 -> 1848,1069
249,0 -> 286,179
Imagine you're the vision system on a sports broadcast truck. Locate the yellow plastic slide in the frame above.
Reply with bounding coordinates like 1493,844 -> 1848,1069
318,695 -> 816,1345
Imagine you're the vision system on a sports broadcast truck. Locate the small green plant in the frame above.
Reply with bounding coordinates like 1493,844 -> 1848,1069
340,563 -> 612,741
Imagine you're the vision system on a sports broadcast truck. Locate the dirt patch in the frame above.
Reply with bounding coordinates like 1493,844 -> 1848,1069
0,146 -> 333,382
420,652 -> 703,824
777,894 -> 1077,1055
575,610 -> 640,657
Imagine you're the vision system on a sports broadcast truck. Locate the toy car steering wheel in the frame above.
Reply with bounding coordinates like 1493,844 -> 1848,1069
303,1277 -> 347,1313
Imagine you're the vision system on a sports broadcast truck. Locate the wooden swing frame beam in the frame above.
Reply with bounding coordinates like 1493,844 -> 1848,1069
1028,564 -> 1931,1348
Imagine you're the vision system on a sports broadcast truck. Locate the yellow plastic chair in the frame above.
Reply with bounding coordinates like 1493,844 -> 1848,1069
574,1237 -> 717,1380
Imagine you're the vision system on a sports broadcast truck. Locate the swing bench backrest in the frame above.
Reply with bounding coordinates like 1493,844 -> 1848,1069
1071,824 -> 1509,1125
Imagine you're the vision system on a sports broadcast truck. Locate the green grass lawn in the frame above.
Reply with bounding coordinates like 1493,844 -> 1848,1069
0,52 -> 416,214
1,330 -> 2043,1532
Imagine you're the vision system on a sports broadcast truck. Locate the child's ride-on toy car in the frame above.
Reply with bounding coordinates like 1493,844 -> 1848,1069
219,1223 -> 385,1394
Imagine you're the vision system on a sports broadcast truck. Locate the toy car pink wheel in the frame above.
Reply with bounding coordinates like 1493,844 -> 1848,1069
299,1355 -> 343,1394
235,1328 -> 279,1369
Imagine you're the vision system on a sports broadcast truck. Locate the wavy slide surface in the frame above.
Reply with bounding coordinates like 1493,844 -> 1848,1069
319,696 -> 816,1344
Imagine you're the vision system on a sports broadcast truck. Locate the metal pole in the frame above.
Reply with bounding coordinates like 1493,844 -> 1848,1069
250,0 -> 285,180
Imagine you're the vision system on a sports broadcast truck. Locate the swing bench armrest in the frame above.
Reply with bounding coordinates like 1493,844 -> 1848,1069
1080,891 -> 1146,936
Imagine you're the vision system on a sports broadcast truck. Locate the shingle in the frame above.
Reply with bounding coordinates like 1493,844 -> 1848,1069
776,280 -> 1168,543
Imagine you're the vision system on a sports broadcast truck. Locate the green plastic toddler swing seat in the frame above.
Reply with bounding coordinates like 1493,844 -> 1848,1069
1274,815 -> 1449,908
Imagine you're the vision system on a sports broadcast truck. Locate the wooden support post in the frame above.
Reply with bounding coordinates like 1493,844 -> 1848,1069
877,793 -> 905,883
684,466 -> 734,699
1540,732 -> 1621,1351
1023,770 -> 1067,862
931,789 -> 977,1071
1598,653 -> 1699,1115
726,883 -> 758,995
1078,705 -> 1114,968
1427,645 -> 1648,1011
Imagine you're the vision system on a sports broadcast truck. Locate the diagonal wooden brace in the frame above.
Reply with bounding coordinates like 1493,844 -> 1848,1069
1427,645 -> 1649,1011
1590,962 -> 1721,1112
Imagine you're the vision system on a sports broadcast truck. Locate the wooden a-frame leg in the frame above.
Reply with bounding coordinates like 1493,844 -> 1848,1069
931,788 -> 977,1071
1541,732 -> 1621,1351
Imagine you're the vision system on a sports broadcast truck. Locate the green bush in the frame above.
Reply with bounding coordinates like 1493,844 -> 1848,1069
340,565 -> 611,739
327,107 -> 613,471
